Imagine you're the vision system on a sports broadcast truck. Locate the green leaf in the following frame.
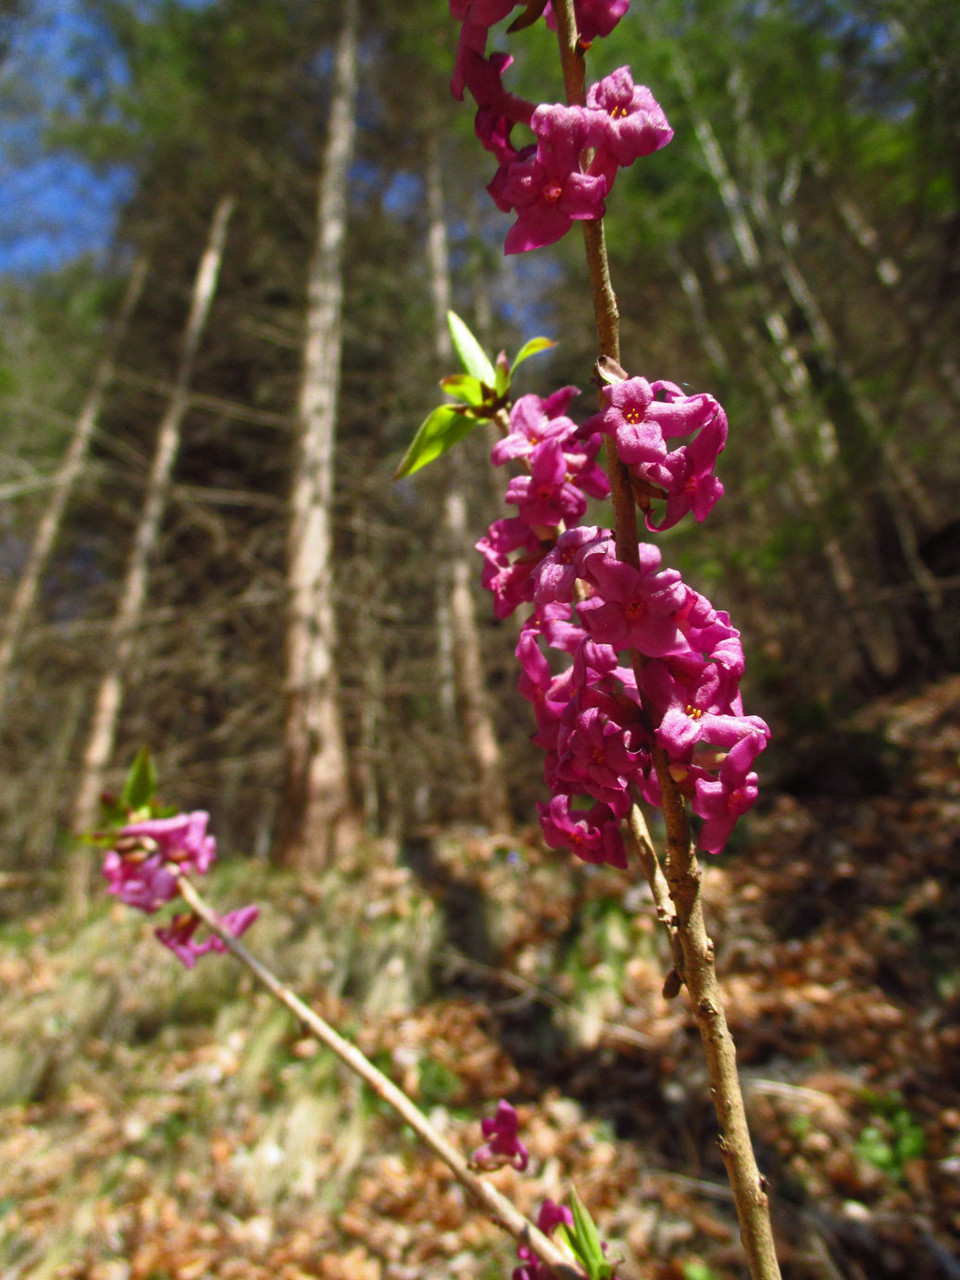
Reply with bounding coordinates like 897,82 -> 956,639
447,310 -> 496,385
568,1188 -> 613,1280
511,335 -> 557,373
394,404 -> 480,479
120,747 -> 158,813
439,373 -> 485,405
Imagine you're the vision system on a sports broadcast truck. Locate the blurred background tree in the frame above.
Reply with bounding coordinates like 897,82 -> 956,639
0,0 -> 957,882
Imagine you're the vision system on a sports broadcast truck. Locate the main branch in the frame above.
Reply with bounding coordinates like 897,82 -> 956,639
551,4 -> 781,1276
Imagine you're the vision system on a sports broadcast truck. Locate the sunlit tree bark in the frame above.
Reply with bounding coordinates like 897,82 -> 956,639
426,136 -> 511,831
0,256 -> 148,722
674,242 -> 894,682
275,0 -> 359,871
69,198 -> 234,911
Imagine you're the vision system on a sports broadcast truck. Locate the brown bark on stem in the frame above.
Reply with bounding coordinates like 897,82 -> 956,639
551,4 -> 781,1275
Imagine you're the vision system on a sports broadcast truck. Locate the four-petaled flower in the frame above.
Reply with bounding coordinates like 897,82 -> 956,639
472,1100 -> 530,1171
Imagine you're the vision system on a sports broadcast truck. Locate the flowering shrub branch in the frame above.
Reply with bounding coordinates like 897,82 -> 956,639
94,758 -> 587,1279
91,3 -> 786,1275
425,1 -> 783,1274
173,875 -> 585,1279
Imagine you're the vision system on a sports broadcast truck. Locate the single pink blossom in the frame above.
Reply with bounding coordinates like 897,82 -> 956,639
119,810 -> 216,876
505,437 -> 588,527
537,794 -> 627,868
495,106 -> 609,253
473,1100 -> 530,1171
587,67 -> 673,175
578,549 -> 687,656
102,849 -> 179,913
514,1200 -> 575,1280
156,905 -> 260,968
692,771 -> 760,855
492,388 -> 580,465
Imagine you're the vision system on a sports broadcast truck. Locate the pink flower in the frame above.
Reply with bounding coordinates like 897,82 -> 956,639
119,811 -> 216,876
495,106 -> 609,253
473,1100 -> 530,1171
477,517 -> 545,618
692,771 -> 760,855
577,549 -> 687,656
505,438 -> 588,527
514,1200 -> 575,1280
492,388 -> 580,464
587,67 -> 673,175
533,526 -> 612,605
641,660 -> 769,764
156,905 -> 260,968
462,50 -> 536,163
537,794 -> 627,868
450,1 -> 520,98
102,811 -> 216,912
583,376 -> 662,460
102,848 -> 179,913
554,703 -> 642,806
643,402 -> 728,531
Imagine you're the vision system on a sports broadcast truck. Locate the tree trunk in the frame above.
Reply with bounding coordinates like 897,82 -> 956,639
69,197 -> 234,911
426,136 -> 511,831
675,242 -> 894,683
0,256 -> 148,722
669,44 -> 946,678
275,0 -> 359,872
729,65 -> 947,664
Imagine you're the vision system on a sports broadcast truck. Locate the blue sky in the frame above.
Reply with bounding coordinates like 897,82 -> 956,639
0,0 -> 133,275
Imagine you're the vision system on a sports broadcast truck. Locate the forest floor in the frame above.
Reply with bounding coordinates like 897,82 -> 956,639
2,677 -> 960,1280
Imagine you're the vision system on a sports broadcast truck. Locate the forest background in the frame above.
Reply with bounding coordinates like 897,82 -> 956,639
1,0 -> 960,1277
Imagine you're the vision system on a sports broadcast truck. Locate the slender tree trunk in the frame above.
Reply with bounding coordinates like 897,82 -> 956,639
426,136 -> 511,831
728,63 -> 935,532
821,162 -> 960,424
670,44 -> 946,676
675,242 -> 894,681
69,198 -> 234,911
0,256 -> 148,722
275,0 -> 359,872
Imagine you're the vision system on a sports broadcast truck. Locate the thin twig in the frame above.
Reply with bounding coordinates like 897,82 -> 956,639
175,873 -> 583,1280
624,803 -> 685,998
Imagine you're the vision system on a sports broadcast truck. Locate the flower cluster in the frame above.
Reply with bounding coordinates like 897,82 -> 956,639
477,377 -> 769,860
583,376 -> 728,530
477,388 -> 609,618
102,811 -> 258,966
450,3 -> 672,252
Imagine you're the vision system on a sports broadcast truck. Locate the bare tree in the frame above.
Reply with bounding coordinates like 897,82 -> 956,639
275,0 -> 359,872
666,42 -> 947,676
0,256 -> 148,721
673,241 -> 896,681
69,197 -> 235,910
426,137 -> 511,831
